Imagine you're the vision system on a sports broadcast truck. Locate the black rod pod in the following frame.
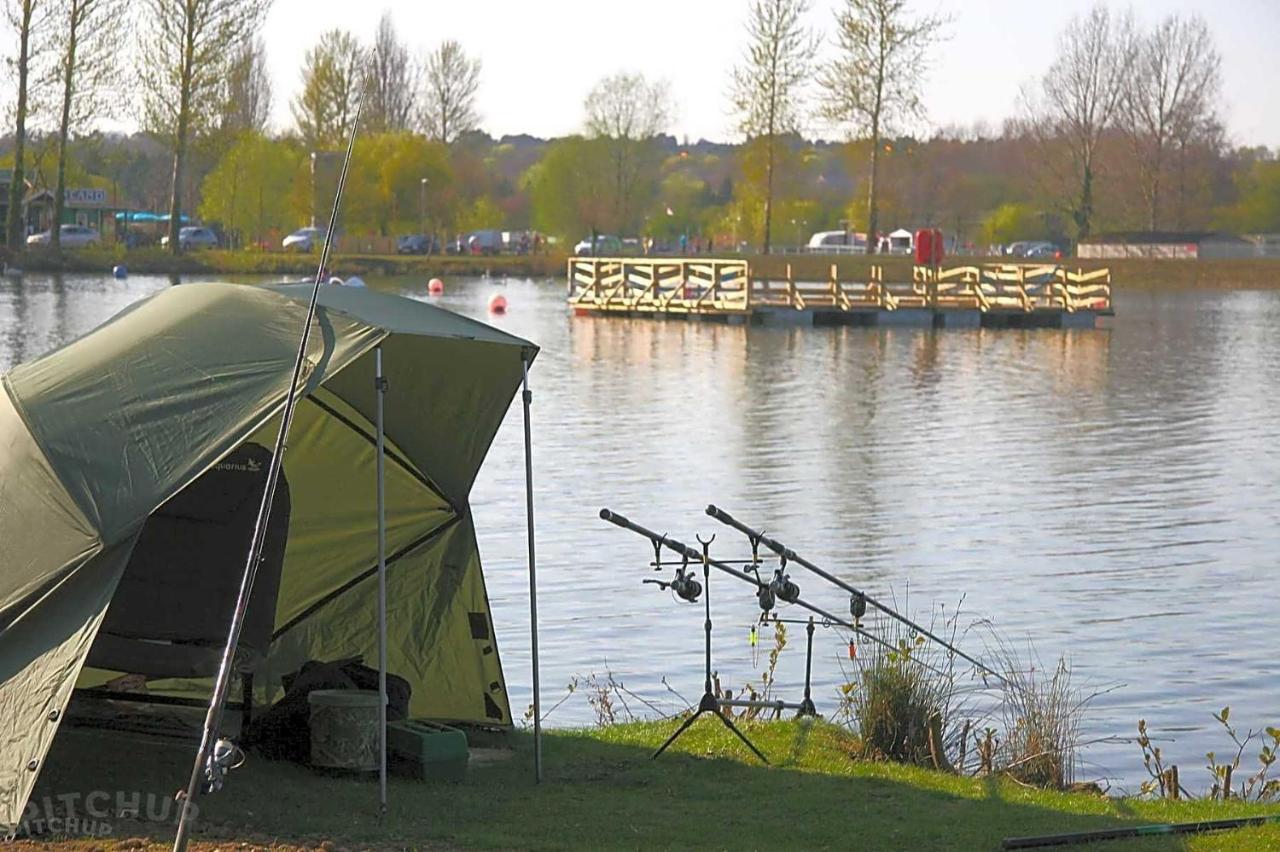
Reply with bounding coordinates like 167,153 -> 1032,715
704,504 -> 1005,683
599,508 -> 945,673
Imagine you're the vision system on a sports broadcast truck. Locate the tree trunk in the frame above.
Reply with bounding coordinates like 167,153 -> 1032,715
1077,163 -> 1094,245
867,132 -> 881,257
52,8 -> 80,252
168,21 -> 196,254
5,0 -> 34,251
762,135 -> 774,255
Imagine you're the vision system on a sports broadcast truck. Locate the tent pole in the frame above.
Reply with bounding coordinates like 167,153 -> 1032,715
376,346 -> 388,814
172,79 -> 367,852
521,355 -> 542,783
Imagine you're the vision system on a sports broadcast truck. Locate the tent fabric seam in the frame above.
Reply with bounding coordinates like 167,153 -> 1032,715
270,514 -> 462,641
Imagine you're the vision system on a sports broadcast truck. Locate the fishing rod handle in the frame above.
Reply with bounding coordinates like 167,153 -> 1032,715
705,504 -> 794,560
599,509 -> 698,559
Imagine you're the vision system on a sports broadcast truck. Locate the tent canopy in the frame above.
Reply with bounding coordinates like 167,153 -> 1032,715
0,282 -> 536,830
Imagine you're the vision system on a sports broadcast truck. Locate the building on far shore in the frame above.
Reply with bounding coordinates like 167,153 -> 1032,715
1077,231 -> 1254,260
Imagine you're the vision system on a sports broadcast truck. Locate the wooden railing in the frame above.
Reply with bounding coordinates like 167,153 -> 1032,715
568,257 -> 752,314
569,258 -> 1112,316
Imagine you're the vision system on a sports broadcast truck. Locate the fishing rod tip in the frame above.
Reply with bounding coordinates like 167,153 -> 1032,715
598,509 -> 612,521
705,504 -> 719,516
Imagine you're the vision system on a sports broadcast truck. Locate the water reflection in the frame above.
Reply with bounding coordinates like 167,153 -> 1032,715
2,272 -> 1278,790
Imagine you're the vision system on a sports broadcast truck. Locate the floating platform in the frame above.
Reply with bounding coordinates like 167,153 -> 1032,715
567,258 -> 1114,329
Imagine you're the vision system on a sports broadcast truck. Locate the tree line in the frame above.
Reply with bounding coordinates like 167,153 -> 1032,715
3,0 -> 1277,255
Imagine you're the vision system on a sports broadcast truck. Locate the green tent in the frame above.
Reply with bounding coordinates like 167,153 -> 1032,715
0,282 -> 538,831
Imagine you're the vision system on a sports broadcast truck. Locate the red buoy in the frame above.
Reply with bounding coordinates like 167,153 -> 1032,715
428,278 -> 444,295
488,294 -> 508,314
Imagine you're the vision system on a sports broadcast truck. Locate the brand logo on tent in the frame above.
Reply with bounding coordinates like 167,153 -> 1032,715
13,790 -> 196,839
215,458 -> 263,474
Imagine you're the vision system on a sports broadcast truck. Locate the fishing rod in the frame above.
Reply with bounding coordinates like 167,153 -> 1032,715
1002,814 -> 1280,849
705,504 -> 1005,683
172,100 -> 366,852
599,509 -> 947,676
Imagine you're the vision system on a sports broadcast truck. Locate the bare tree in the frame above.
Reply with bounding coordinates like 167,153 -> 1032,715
819,0 -> 944,254
364,11 -> 416,133
584,72 -> 671,236
420,39 -> 480,144
48,0 -> 124,249
4,0 -> 53,249
730,0 -> 817,254
292,29 -> 365,150
1120,14 -> 1221,231
1024,5 -> 1133,244
220,38 -> 273,134
140,0 -> 270,252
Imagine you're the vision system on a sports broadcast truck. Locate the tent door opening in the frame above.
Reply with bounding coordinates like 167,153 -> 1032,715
79,442 -> 292,726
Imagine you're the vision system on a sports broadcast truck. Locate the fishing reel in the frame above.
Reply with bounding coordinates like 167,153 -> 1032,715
757,557 -> 799,612
770,562 -> 800,605
199,737 -> 245,795
643,554 -> 702,603
850,591 -> 868,624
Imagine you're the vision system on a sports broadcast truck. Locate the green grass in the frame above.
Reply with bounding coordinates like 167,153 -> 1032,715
8,245 -> 1280,289
28,719 -> 1280,850
11,246 -> 567,278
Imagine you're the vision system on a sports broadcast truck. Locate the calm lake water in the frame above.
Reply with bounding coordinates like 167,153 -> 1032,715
3,271 -> 1278,791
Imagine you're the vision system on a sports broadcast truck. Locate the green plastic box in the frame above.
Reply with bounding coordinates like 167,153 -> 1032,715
387,719 -> 469,782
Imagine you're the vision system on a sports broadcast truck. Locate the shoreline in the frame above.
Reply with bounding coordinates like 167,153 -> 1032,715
5,247 -> 1279,289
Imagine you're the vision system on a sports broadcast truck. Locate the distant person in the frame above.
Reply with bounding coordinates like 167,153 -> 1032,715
707,236 -> 714,254
680,233 -> 688,254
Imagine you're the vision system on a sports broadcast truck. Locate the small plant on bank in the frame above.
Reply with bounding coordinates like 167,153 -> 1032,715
717,617 -> 788,721
838,606 -> 963,768
1138,708 -> 1280,802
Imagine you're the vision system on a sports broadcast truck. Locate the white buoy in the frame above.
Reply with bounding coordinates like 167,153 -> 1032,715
345,276 -> 366,288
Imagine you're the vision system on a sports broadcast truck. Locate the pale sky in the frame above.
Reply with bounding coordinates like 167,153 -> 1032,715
257,0 -> 1280,148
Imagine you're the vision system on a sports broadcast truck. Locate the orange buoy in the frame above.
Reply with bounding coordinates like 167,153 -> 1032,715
428,278 -> 444,295
488,294 -> 508,315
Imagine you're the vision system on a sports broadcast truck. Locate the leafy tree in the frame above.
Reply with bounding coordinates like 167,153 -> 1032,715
729,0 -> 817,254
1217,161 -> 1280,233
456,196 -> 503,233
49,0 -> 124,248
1119,14 -> 1220,231
220,38 -> 273,135
584,72 -> 670,236
292,29 -> 365,150
4,0 -> 52,248
420,40 -> 480,144
365,12 -> 416,133
526,136 -> 612,241
199,133 -> 307,247
981,202 -> 1043,247
818,0 -> 945,254
1021,5 -> 1133,244
140,0 -> 270,252
342,132 -> 453,236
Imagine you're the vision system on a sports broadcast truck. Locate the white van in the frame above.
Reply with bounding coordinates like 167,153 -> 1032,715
807,230 -> 866,254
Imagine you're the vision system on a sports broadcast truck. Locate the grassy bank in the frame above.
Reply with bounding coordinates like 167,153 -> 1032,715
27,719 -> 1280,850
11,247 -> 568,279
8,247 -> 1280,289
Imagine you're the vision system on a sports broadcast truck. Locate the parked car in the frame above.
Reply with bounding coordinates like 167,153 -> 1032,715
465,229 -> 503,256
26,224 -> 101,248
160,226 -> 219,250
1006,240 -> 1061,259
396,234 -> 434,255
573,234 -> 622,256
283,227 -> 326,252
